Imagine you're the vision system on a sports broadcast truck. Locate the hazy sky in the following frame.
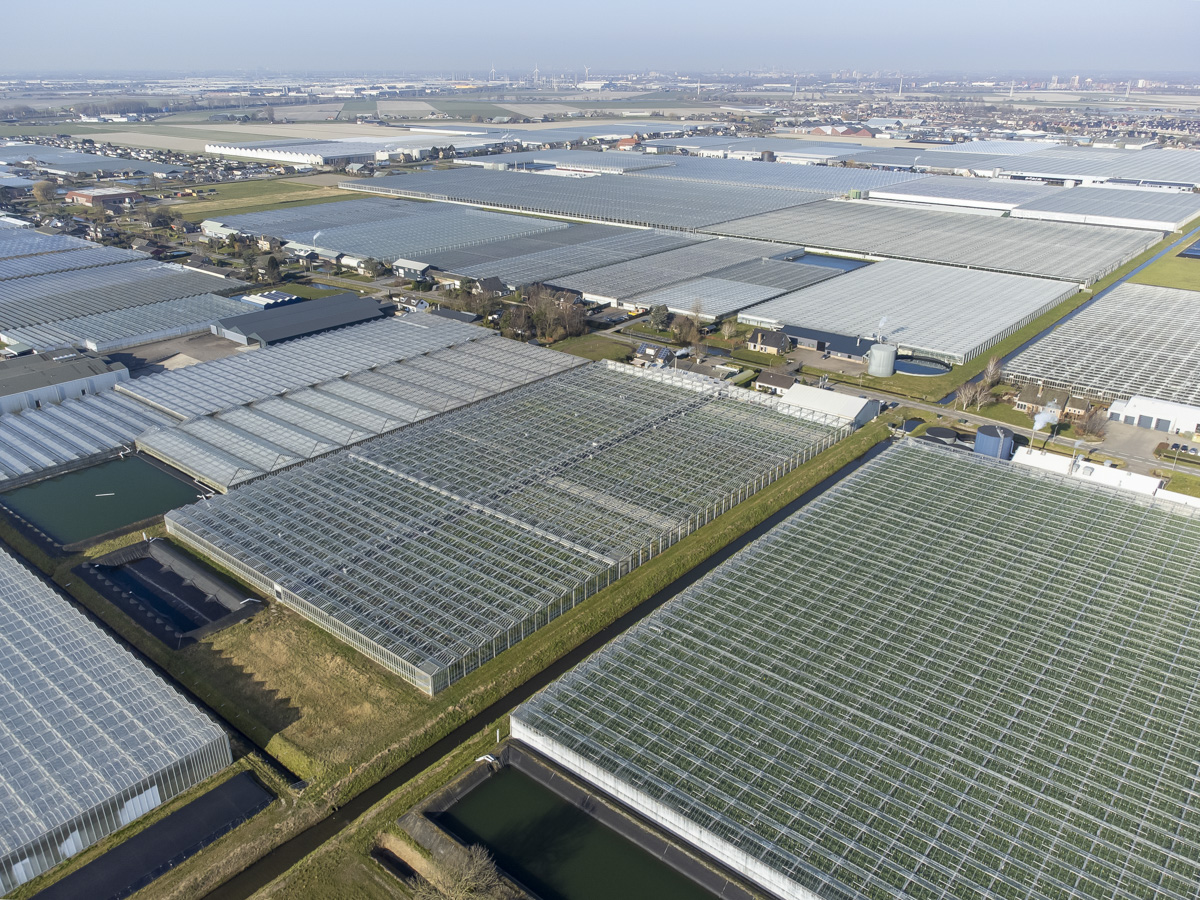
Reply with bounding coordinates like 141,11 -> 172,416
7,0 -> 1197,77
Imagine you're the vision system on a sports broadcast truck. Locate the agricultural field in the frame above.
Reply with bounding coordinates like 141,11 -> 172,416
1130,241 -> 1200,292
515,440 -> 1200,900
177,180 -> 357,221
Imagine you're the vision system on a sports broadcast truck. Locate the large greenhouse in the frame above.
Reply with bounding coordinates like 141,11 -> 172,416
514,441 -> 1200,900
166,363 -> 853,694
0,546 -> 229,893
1003,282 -> 1200,405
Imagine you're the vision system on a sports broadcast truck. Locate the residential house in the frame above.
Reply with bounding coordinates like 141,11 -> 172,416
755,371 -> 796,395
746,329 -> 791,356
1014,384 -> 1091,419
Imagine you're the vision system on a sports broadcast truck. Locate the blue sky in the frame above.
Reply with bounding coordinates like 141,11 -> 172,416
6,0 -> 1196,76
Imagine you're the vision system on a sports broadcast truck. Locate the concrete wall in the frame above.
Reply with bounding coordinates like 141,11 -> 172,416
510,718 -> 826,900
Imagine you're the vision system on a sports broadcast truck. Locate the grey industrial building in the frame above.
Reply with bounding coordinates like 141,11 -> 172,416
0,349 -> 127,414
211,293 -> 385,347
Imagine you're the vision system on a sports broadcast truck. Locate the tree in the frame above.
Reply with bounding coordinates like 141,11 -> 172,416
263,256 -> 281,283
648,304 -> 669,331
409,845 -> 513,900
721,319 -> 738,340
671,314 -> 698,347
1076,405 -> 1108,439
981,355 -> 1002,391
32,181 -> 57,203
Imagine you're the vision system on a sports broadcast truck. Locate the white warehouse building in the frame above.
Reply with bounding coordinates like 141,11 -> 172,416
1108,395 -> 1200,436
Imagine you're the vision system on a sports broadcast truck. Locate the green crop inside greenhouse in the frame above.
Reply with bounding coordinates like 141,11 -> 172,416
514,440 -> 1200,900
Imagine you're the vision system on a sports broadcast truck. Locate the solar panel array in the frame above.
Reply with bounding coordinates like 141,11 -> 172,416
707,200 -> 1161,284
137,335 -> 585,490
0,543 -> 228,892
344,168 -> 818,229
738,259 -> 1078,364
1003,282 -> 1200,405
166,363 -> 853,694
0,261 -> 246,332
513,441 -> 1200,900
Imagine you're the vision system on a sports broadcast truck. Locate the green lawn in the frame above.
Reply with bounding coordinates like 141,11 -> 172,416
551,333 -> 632,361
1130,244 -> 1200,292
1158,468 -> 1200,497
731,348 -> 787,367
622,322 -> 676,341
180,193 -> 357,223
246,283 -> 344,300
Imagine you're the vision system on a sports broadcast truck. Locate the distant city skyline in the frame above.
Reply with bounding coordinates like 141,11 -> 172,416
4,0 -> 1198,78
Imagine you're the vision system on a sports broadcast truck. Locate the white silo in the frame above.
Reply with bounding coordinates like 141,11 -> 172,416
867,343 -> 897,378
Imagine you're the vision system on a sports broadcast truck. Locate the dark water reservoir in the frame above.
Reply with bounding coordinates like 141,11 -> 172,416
438,767 -> 715,900
0,456 -> 200,545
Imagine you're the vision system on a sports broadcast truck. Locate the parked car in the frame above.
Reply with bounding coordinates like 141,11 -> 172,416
1171,443 -> 1181,452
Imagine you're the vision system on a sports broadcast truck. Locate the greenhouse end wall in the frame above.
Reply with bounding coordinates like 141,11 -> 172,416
0,734 -> 231,893
510,718 -> 823,900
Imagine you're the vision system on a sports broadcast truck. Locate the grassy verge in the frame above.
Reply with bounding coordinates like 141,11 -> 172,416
1157,468 -> 1200,497
551,333 -> 632,361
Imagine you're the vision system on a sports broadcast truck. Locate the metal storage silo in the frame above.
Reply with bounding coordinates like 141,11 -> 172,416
867,343 -> 897,377
925,426 -> 959,445
974,424 -> 1014,460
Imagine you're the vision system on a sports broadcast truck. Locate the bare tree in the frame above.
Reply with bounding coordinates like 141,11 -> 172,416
720,319 -> 738,340
1076,405 -> 1109,439
981,355 -> 1002,391
409,845 -> 513,900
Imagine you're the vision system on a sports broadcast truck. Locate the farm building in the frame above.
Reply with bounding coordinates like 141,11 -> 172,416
0,545 -> 228,892
165,363 -> 856,694
1003,282 -> 1200,407
513,440 -> 1200,900
0,349 -> 127,414
211,293 -> 385,347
